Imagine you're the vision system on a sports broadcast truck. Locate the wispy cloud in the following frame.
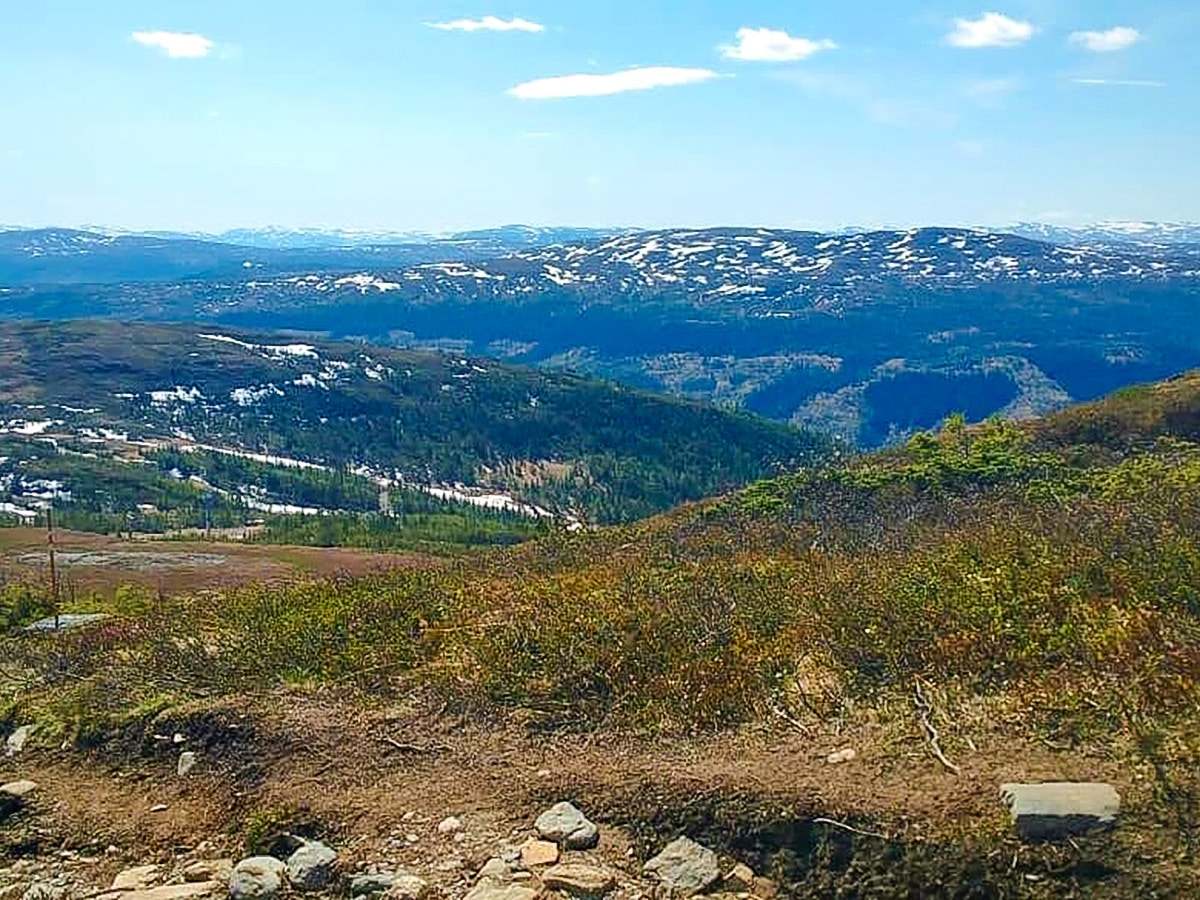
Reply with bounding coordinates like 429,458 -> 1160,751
1068,27 -> 1141,52
1071,78 -> 1165,88
509,67 -> 718,100
426,16 -> 544,33
946,13 -> 1035,48
961,76 -> 1023,106
131,30 -> 215,58
719,27 -> 836,62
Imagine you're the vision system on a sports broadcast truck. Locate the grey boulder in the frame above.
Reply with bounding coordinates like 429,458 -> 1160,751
229,857 -> 287,900
535,801 -> 599,850
286,841 -> 338,891
1000,782 -> 1120,841
644,837 -> 721,896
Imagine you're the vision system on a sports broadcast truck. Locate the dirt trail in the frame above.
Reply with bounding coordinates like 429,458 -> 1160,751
4,693 -> 1182,897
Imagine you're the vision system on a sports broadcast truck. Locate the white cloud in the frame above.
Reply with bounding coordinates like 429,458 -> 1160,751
426,16 -> 544,33
509,66 -> 718,100
131,30 -> 215,58
719,27 -> 836,62
1068,27 -> 1141,52
1071,78 -> 1165,88
946,13 -> 1035,48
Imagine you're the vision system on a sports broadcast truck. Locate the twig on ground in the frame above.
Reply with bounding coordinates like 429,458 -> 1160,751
768,702 -> 810,734
812,817 -> 889,839
914,680 -> 961,775
377,736 -> 451,754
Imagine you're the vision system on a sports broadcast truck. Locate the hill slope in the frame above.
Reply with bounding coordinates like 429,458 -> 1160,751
0,321 -> 830,528
3,373 -> 1199,895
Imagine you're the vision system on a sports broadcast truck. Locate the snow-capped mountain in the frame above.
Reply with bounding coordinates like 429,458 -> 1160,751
1009,222 -> 1200,248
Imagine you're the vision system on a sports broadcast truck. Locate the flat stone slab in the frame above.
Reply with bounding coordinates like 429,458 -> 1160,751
1000,782 -> 1120,841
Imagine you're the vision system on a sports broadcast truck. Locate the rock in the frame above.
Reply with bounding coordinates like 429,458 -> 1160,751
437,816 -> 464,835
286,841 -> 338,892
178,752 -> 199,777
519,840 -> 560,868
0,779 -> 38,799
148,804 -> 169,814
826,748 -> 857,764
182,861 -> 233,884
229,857 -> 287,900
643,837 -> 721,897
541,863 -> 616,898
126,884 -> 222,900
722,863 -> 756,892
23,613 -> 110,633
464,885 -> 540,900
534,802 -> 599,850
751,878 -> 778,899
476,859 -> 510,882
350,873 -> 399,897
1000,782 -> 1120,841
21,883 -> 68,900
112,865 -> 162,891
0,780 -> 38,820
384,875 -> 429,900
5,725 -> 35,756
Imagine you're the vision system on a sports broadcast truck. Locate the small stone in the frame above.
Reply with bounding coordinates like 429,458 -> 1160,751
454,832 -> 467,844
751,877 -> 778,899
542,863 -> 616,898
112,864 -> 162,891
722,863 -> 756,892
125,883 -> 221,900
182,860 -> 233,884
385,875 -> 429,900
464,885 -> 539,900
286,841 -> 338,892
5,725 -> 36,756
537,770 -> 551,778
178,752 -> 199,777
535,802 -> 599,850
229,857 -> 287,900
643,837 -> 720,897
1000,782 -> 1120,841
519,839 -> 559,868
476,859 -> 509,882
173,733 -> 187,745
0,779 -> 38,799
437,816 -> 464,835
826,748 -> 856,764
405,834 -> 419,844
149,804 -> 169,813
350,873 -> 398,897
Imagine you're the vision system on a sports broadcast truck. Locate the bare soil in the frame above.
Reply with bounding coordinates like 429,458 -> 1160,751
3,691 -> 1194,898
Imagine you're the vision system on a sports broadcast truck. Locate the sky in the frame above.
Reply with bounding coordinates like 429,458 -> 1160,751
1,1 -> 1197,233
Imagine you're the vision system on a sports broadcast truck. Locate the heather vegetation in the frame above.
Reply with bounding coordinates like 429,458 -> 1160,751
4,371 -> 1200,891
3,374 -> 1196,733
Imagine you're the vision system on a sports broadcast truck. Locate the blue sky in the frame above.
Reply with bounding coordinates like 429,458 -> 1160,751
2,1 -> 1196,232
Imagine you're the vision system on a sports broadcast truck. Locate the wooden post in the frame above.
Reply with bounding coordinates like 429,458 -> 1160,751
46,505 -> 59,630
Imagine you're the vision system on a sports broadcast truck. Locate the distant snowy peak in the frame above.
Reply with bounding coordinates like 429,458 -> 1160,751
1010,222 -> 1200,248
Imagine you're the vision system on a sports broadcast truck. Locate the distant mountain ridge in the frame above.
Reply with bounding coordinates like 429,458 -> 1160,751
3,224 -> 1199,447
1008,221 -> 1200,248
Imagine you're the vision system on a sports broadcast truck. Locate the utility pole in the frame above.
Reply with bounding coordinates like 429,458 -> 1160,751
46,505 -> 59,630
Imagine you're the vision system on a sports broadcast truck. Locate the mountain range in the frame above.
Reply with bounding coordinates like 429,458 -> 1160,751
3,224 -> 1199,445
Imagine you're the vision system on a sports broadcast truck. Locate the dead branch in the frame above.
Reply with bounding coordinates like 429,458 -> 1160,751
914,680 -> 961,775
768,701 -> 810,734
812,817 -> 889,839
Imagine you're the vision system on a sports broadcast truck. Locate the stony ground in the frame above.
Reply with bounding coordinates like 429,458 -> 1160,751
4,691 -> 1191,898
